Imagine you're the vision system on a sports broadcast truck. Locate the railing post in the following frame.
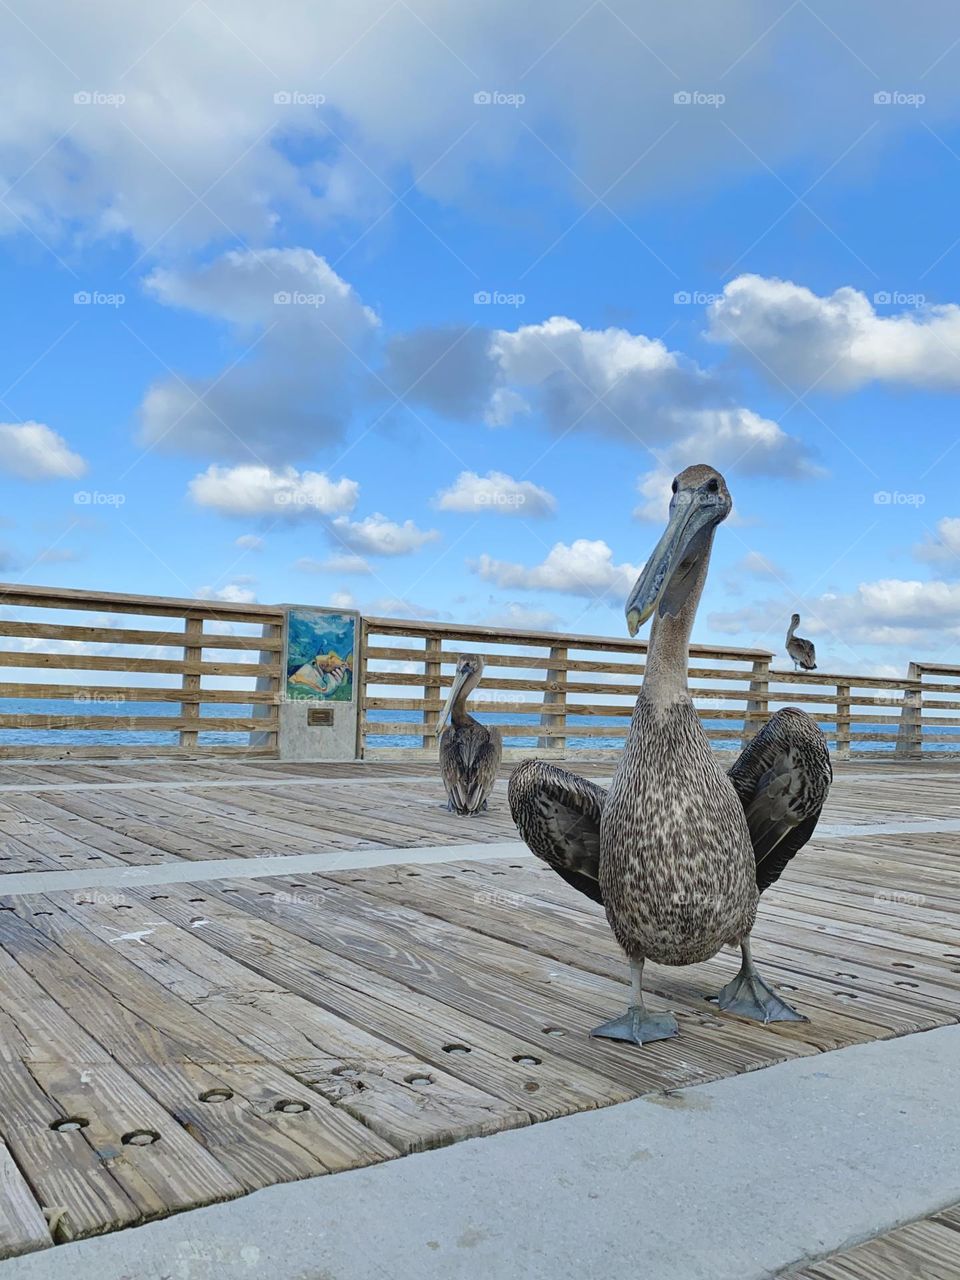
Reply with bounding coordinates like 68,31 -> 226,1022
355,617 -> 369,759
422,636 -> 442,750
179,615 -> 202,750
538,644 -> 568,753
836,682 -> 851,760
741,656 -> 770,750
896,662 -> 922,756
251,619 -> 282,752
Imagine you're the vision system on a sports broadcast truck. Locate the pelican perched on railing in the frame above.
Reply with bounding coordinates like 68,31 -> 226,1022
786,614 -> 817,671
510,464 -> 831,1045
437,654 -> 502,815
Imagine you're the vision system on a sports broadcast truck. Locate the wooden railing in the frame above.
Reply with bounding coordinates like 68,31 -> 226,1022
361,617 -> 959,760
0,583 -> 283,758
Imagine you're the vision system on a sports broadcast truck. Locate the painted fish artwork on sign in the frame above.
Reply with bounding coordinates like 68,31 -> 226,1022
285,608 -> 356,702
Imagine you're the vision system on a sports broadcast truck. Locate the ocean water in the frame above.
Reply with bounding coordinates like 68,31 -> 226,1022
2,700 -> 954,753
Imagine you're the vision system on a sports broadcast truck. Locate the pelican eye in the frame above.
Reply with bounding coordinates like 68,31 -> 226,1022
671,479 -> 678,494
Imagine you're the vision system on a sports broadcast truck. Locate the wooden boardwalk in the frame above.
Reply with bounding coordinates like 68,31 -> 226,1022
0,757 -> 958,1260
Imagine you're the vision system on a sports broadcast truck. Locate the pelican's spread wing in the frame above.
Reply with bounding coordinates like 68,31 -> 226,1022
508,760 -> 606,904
729,707 -> 832,893
440,723 -> 502,814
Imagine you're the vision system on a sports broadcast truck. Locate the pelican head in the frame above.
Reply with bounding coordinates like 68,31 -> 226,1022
790,612 -> 801,627
436,653 -> 484,732
625,464 -> 732,636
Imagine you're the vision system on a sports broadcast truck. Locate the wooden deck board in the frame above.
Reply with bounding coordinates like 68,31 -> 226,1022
0,758 -> 956,1258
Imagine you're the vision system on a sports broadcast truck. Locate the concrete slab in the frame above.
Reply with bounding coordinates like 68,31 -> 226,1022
4,1026 -> 959,1280
0,840 -> 533,897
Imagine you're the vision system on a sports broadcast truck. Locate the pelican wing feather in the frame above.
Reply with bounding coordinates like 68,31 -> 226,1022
728,707 -> 832,893
440,722 -> 502,814
508,760 -> 606,904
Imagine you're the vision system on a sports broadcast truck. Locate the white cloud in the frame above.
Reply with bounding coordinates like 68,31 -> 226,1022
708,274 -> 960,391
296,553 -> 372,575
0,422 -> 86,480
235,534 -> 263,550
482,602 -> 563,630
330,513 -> 440,557
738,551 -> 788,580
329,590 -> 357,610
4,4 -> 958,252
188,464 -> 359,519
434,470 -> 556,517
915,517 -> 960,566
196,582 -> 258,604
394,315 -> 815,483
140,249 -> 379,459
473,538 -> 641,599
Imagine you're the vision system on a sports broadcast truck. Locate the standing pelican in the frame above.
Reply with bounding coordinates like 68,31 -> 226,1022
437,654 -> 502,815
509,464 -> 831,1045
786,614 -> 817,671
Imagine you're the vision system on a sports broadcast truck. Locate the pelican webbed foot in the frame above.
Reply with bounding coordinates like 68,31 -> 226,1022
591,1006 -> 679,1045
716,939 -> 807,1024
591,957 -> 679,1045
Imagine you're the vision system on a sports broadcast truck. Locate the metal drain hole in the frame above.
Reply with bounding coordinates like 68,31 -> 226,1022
122,1129 -> 160,1146
51,1116 -> 89,1132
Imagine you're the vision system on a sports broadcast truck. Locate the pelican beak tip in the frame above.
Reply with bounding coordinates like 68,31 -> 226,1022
626,608 -> 641,638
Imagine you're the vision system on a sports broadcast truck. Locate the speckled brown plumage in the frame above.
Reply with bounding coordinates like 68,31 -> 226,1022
439,719 -> 502,815
438,653 -> 502,815
508,464 -> 833,996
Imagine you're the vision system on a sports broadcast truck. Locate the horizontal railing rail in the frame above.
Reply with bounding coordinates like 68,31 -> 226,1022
360,616 -> 943,761
0,582 -> 283,758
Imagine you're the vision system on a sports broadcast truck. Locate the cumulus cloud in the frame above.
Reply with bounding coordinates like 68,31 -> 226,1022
196,582 -> 258,604
711,576 -> 960,651
330,513 -> 439,557
738,551 -> 788,580
4,3 -> 959,252
473,538 -> 641,599
434,470 -> 556,517
140,249 -> 379,459
914,517 -> 960,567
188,464 -> 359,519
295,553 -> 372,575
482,601 -> 563,630
393,315 -> 816,484
708,275 -> 960,391
0,422 -> 86,480
235,534 -> 263,550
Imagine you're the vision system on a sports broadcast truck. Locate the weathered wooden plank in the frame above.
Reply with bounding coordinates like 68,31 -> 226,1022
0,1140 -> 52,1258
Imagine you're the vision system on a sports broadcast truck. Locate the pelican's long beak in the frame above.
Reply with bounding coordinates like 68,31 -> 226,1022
436,668 -> 470,733
625,492 -> 719,636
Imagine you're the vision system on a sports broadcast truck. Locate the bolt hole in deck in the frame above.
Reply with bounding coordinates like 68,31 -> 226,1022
122,1130 -> 160,1146
0,650 -> 953,1262
51,1117 -> 89,1133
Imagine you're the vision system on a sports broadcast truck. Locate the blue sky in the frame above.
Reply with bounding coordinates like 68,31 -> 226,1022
4,1 -> 960,675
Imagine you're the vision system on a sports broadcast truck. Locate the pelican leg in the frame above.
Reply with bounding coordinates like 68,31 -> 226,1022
716,937 -> 807,1023
591,958 -> 679,1045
